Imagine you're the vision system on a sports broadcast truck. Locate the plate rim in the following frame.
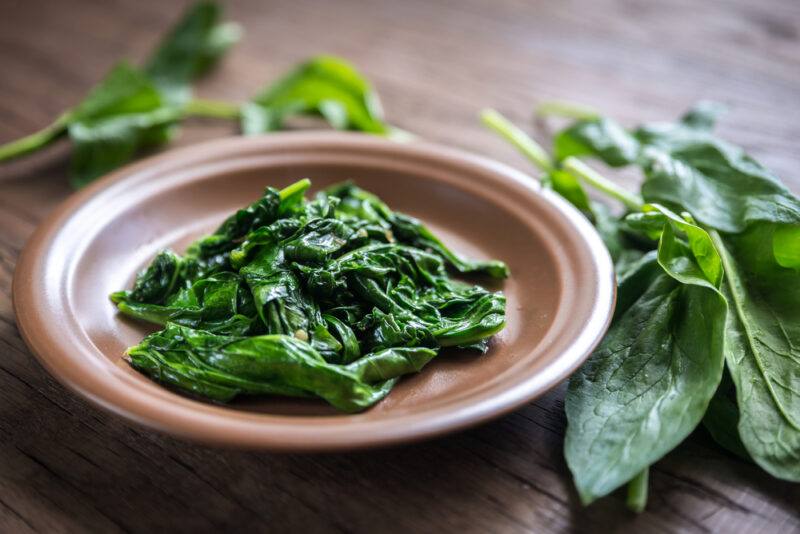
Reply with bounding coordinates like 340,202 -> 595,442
12,131 -> 615,451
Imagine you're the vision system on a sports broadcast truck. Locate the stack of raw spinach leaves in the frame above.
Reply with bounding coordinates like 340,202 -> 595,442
0,2 -> 399,187
483,102 -> 800,510
111,179 -> 508,412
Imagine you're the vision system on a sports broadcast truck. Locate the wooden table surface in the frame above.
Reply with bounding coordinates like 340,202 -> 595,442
1,0 -> 799,532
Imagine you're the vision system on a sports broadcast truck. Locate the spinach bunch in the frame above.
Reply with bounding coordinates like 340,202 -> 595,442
0,2 -> 399,187
112,179 -> 507,412
483,102 -> 800,511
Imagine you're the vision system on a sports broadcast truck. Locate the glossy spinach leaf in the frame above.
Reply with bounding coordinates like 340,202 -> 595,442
345,346 -> 438,383
114,179 -> 507,411
241,55 -> 390,135
565,212 -> 727,505
112,271 -> 257,336
128,323 -> 433,412
114,250 -> 184,305
128,323 -> 310,402
325,182 -> 509,278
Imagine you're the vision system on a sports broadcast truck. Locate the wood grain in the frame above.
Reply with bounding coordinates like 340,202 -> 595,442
1,0 -> 799,532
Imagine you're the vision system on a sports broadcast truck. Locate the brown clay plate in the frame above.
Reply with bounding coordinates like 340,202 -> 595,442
13,132 -> 614,451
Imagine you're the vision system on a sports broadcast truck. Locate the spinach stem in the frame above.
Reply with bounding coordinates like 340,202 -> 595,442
626,468 -> 649,513
184,98 -> 241,120
535,100 -> 600,120
480,108 -> 554,172
279,178 -> 311,200
0,112 -> 70,162
563,157 -> 644,211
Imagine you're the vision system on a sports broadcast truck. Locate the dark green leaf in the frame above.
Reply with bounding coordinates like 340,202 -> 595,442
115,179 -> 507,411
129,323 -> 421,412
543,169 -> 592,212
114,250 -> 183,304
703,370 -> 751,460
552,103 -> 800,233
128,324 -> 313,402
554,117 -> 639,167
641,135 -> 800,233
565,214 -> 727,504
326,182 -> 509,278
345,346 -> 438,383
67,62 -> 180,187
712,223 -> 800,481
113,271 -> 257,336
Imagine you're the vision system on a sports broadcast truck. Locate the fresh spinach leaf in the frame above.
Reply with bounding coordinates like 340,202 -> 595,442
565,210 -> 727,505
481,108 -> 593,213
0,3 -> 403,187
641,137 -> 800,233
553,103 -> 800,483
552,103 -> 800,233
554,117 -> 639,166
703,369 -> 751,460
491,99 -> 800,509
241,55 -> 390,135
711,223 -> 800,481
480,108 -> 654,272
67,62 -> 181,187
67,2 -> 241,187
145,0 -> 241,103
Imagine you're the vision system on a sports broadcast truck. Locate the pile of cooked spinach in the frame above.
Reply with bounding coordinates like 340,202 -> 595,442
0,2 -> 402,187
111,179 -> 508,411
483,102 -> 800,511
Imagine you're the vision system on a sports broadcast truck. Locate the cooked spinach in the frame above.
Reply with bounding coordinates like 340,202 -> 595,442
483,102 -> 800,510
0,2 -> 399,186
112,180 -> 507,411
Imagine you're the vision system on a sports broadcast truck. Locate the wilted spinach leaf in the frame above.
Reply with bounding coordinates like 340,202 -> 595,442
114,179 -> 507,411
